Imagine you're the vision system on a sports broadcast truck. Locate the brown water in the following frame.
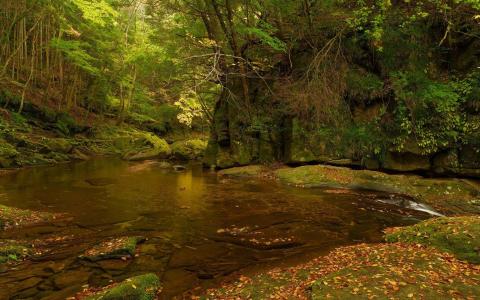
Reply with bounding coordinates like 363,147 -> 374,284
0,159 -> 432,299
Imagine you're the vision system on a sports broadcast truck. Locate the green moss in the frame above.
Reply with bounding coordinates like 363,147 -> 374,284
385,216 -> 480,263
273,165 -> 480,215
80,236 -> 145,261
218,165 -> 266,177
0,139 -> 18,158
42,138 -> 73,153
0,204 -> 57,230
275,165 -> 354,188
86,273 -> 161,300
0,241 -> 30,264
171,139 -> 207,160
203,243 -> 480,299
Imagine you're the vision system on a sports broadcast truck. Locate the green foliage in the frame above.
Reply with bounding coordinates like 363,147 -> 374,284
346,69 -> 384,99
51,38 -> 100,75
238,22 -> 287,52
390,71 -> 467,154
70,0 -> 118,27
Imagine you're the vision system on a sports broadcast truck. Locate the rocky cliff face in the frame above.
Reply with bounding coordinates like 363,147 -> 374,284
204,43 -> 480,177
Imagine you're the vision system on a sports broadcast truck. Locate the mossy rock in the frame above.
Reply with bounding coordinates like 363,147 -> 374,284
275,165 -> 357,189
218,165 -> 267,177
113,137 -> 133,151
80,236 -> 145,262
0,240 -> 30,264
0,204 -> 57,230
385,216 -> 480,264
383,151 -> 431,172
171,139 -> 207,160
0,139 -> 18,159
274,165 -> 480,215
43,138 -> 73,154
289,148 -> 317,164
215,149 -> 238,169
122,136 -> 171,161
84,273 -> 161,300
123,147 -> 170,161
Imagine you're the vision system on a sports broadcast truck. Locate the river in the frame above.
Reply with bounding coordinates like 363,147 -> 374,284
0,159 -> 432,299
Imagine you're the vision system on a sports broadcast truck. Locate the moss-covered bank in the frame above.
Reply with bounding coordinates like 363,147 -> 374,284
220,164 -> 480,215
385,216 -> 480,264
197,217 -> 480,299
0,103 -> 208,169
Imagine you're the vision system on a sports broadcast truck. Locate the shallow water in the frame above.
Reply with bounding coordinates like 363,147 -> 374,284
0,159 -> 432,299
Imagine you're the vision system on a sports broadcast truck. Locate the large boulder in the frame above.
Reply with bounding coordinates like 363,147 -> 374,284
171,139 -> 207,160
433,149 -> 459,175
122,135 -> 171,161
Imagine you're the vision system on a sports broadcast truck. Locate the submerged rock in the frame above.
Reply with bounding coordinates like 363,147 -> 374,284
53,269 -> 91,289
0,204 -> 58,230
85,177 -> 117,187
80,236 -> 145,262
173,165 -> 187,172
80,273 -> 161,300
158,161 -> 172,169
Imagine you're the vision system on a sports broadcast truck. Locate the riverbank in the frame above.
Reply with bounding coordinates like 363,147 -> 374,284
191,165 -> 480,299
219,165 -> 480,216
0,102 -> 208,170
197,236 -> 480,299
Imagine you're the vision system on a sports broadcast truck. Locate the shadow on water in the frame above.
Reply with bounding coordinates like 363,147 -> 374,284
0,159 -> 433,299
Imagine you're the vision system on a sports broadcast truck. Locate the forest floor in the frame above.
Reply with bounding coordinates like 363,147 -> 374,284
197,241 -> 480,300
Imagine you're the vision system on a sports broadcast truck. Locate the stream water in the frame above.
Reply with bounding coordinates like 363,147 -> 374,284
0,159 -> 433,299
